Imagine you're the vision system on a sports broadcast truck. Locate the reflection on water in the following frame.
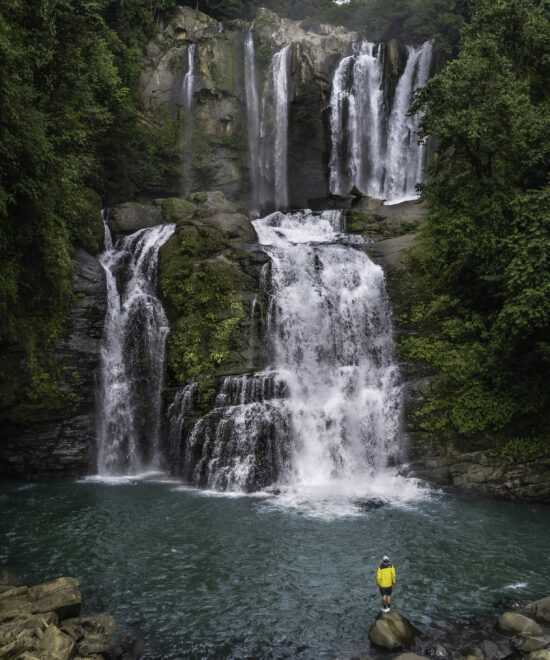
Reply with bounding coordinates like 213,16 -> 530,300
1,479 -> 549,659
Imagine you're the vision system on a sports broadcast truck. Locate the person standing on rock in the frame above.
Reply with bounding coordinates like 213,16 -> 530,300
376,555 -> 396,612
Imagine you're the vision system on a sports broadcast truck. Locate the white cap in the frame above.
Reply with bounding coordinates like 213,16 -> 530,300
382,555 -> 389,561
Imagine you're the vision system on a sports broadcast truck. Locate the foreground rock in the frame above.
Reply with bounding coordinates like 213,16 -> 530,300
368,610 -> 421,650
498,612 -> 543,636
0,578 -> 81,621
108,202 -> 163,233
533,597 -> 550,624
0,574 -> 115,660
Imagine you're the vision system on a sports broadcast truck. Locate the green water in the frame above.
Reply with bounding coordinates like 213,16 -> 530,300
1,478 -> 549,659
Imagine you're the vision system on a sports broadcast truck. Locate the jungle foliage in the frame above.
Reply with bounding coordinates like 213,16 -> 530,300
0,0 -> 180,418
400,0 -> 550,449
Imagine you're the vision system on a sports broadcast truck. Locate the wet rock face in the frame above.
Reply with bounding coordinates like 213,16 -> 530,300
368,610 -> 422,650
533,597 -> 550,624
498,612 -> 543,637
108,203 -> 164,233
0,578 -> 82,621
0,575 -> 116,660
137,6 -> 361,208
0,249 -> 106,480
158,192 -> 267,389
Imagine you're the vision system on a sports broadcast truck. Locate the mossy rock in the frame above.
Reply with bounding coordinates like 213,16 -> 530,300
159,223 -> 255,384
160,198 -> 196,224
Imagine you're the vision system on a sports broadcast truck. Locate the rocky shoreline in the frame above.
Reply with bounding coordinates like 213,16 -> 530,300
2,567 -> 549,660
0,570 -> 120,660
348,594 -> 550,660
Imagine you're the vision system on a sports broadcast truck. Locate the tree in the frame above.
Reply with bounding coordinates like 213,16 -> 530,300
402,0 -> 550,441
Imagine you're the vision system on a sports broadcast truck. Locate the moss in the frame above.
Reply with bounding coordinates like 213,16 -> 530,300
168,54 -> 185,71
494,437 -> 550,463
347,211 -> 420,237
161,198 -> 195,223
196,376 -> 217,412
159,223 -> 249,385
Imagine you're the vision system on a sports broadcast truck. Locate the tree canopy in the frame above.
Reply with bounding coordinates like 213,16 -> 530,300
401,0 -> 550,446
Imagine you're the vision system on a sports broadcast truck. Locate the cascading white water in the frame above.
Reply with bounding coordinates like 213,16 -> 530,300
272,45 -> 292,209
97,222 -> 175,475
329,43 -> 385,199
182,43 -> 196,110
244,29 -> 261,212
383,41 -> 433,204
329,40 -> 433,204
175,370 -> 290,491
166,382 -> 197,471
181,43 -> 197,196
258,44 -> 292,211
256,210 -> 402,496
174,210 -> 406,500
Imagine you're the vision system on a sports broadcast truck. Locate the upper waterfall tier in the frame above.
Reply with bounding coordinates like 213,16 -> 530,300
97,223 -> 175,475
329,40 -> 433,204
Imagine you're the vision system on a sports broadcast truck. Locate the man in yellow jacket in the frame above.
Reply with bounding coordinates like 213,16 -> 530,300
376,555 -> 396,612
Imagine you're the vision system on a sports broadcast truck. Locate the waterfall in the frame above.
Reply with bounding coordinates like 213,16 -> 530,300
167,383 -> 197,472
257,44 -> 292,211
177,371 -> 291,492
174,210 -> 402,496
382,41 -> 433,204
329,43 -> 385,198
272,45 -> 292,209
97,222 -> 175,475
182,43 -> 196,110
329,40 -> 432,204
244,30 -> 261,212
256,211 -> 402,492
181,43 -> 196,196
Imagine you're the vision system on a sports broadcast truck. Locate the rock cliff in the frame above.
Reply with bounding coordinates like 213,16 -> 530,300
0,250 -> 106,480
137,7 -> 365,208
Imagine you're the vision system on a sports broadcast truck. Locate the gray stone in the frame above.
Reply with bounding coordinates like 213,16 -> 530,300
479,639 -> 507,660
0,578 -> 81,623
61,613 -> 115,639
370,234 -> 416,271
497,612 -> 543,637
511,636 -> 548,653
200,212 -> 257,244
37,624 -> 76,660
0,569 -> 24,588
0,612 -> 58,656
76,632 -> 110,655
527,651 -> 550,660
189,191 -> 238,214
368,610 -> 421,650
0,249 -> 106,479
433,644 -> 449,658
532,596 -> 550,623
108,202 -> 163,233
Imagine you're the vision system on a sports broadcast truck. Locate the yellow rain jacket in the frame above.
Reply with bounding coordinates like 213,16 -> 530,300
376,563 -> 396,588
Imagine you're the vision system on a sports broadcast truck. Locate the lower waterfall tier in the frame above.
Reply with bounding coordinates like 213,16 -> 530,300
169,210 -> 403,493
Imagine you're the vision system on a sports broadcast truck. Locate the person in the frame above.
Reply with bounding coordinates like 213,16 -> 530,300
376,555 -> 396,612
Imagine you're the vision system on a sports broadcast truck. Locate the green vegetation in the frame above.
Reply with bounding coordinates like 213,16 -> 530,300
159,220 -> 247,385
0,0 -> 181,421
399,0 -> 550,449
